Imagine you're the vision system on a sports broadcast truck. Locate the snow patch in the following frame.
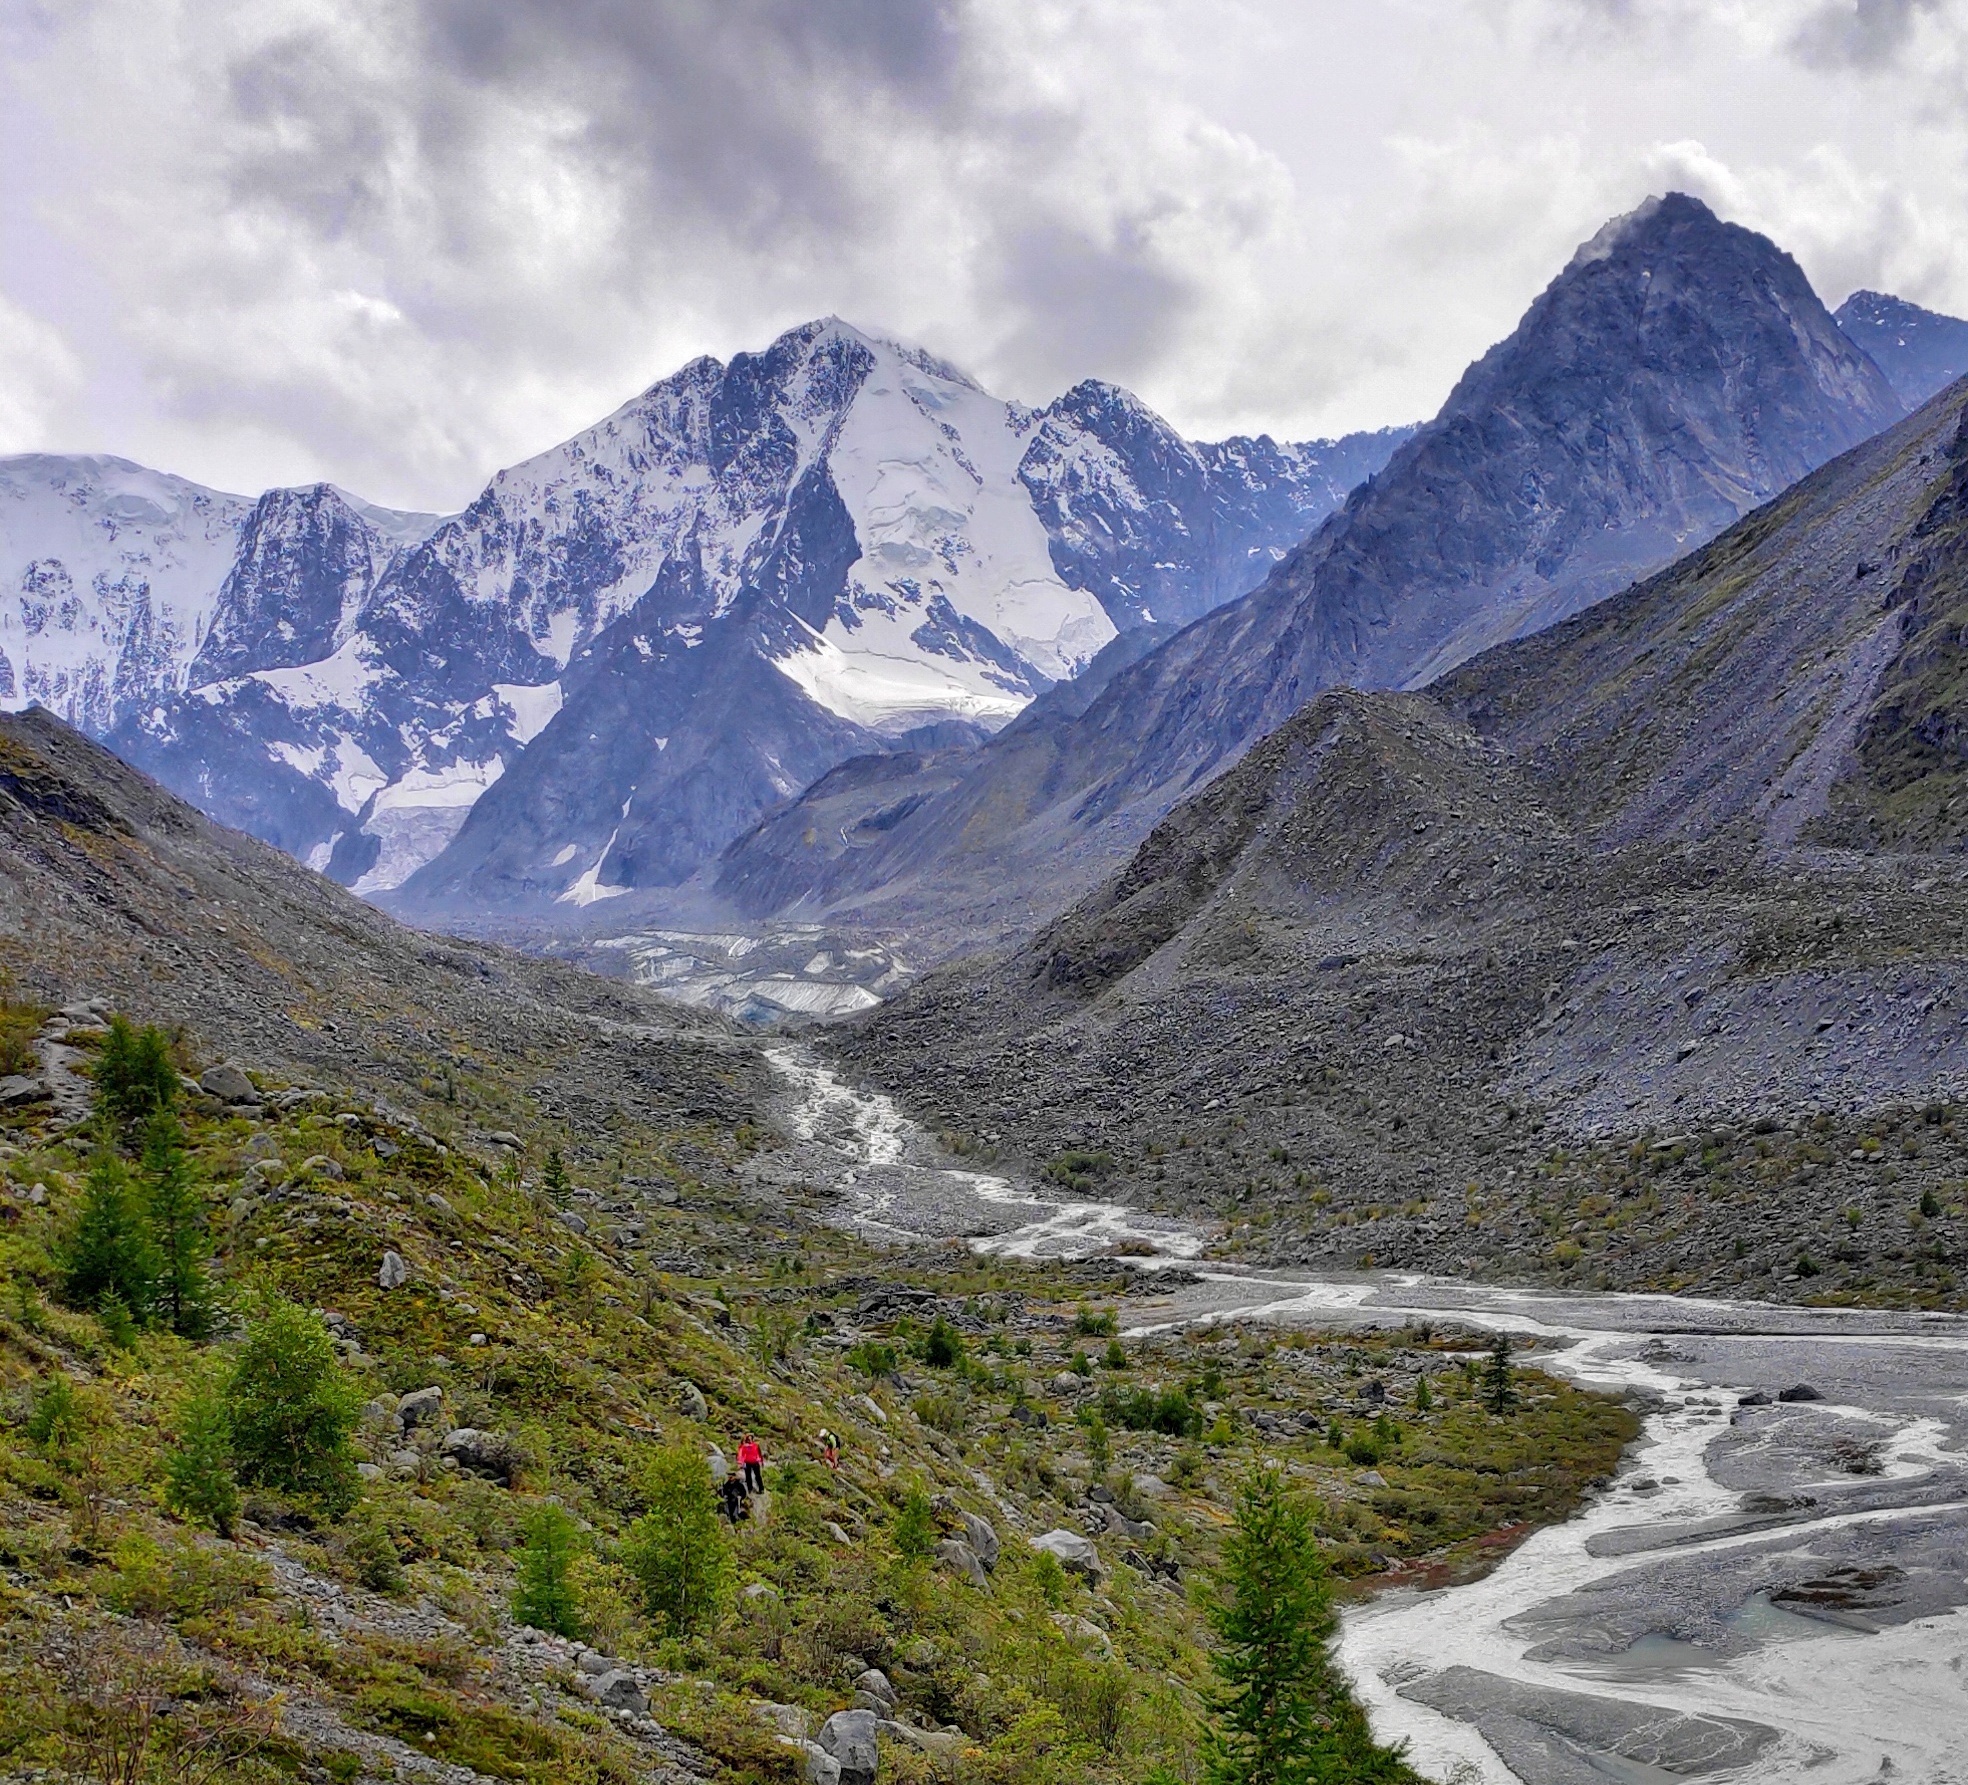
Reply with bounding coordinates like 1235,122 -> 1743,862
490,679 -> 562,744
558,827 -> 629,905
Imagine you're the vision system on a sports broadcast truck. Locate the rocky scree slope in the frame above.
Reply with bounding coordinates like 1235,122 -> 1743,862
0,706 -> 764,1153
718,194 -> 1911,952
833,379 -> 1968,1308
0,323 -> 1400,907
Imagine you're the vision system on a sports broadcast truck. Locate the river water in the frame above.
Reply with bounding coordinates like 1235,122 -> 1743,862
761,1047 -> 1968,1783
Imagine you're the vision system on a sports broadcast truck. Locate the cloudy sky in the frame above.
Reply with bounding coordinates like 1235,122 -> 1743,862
3,0 -> 1966,511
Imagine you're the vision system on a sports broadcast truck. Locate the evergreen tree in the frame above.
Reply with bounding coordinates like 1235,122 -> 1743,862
226,1297 -> 361,1516
542,1149 -> 571,1200
511,1503 -> 586,1638
622,1441 -> 731,1636
1202,1467 -> 1414,1785
141,1113 -> 211,1339
57,1148 -> 157,1320
92,1015 -> 179,1134
1414,1374 -> 1432,1413
164,1372 -> 240,1536
1485,1332 -> 1516,1415
891,1482 -> 937,1561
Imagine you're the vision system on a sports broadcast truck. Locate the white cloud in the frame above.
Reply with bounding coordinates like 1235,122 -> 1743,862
0,294 -> 82,453
6,0 -> 1968,509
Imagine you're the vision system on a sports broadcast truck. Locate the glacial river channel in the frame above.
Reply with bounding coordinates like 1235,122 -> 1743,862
760,1046 -> 1968,1783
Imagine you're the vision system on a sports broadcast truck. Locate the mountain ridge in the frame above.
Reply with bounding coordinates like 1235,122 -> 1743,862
2,322 -> 1407,901
716,193 -> 1917,949
830,373 -> 1968,1300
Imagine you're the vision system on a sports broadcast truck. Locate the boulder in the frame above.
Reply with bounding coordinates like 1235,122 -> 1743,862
200,1062 -> 259,1105
796,1743 -> 842,1785
1049,1612 -> 1113,1656
362,1395 -> 402,1434
377,1250 -> 409,1290
752,1700 -> 811,1742
1778,1384 -> 1825,1403
1031,1528 -> 1103,1581
853,1669 -> 897,1710
591,1669 -> 647,1714
935,1538 -> 989,1589
960,1511 -> 1000,1571
876,1720 -> 965,1758
678,1380 -> 709,1421
396,1386 -> 444,1429
741,1581 -> 783,1608
1098,1502 -> 1155,1539
554,1208 -> 588,1235
708,1444 -> 729,1483
442,1427 -> 520,1483
0,1075 -> 47,1108
818,1709 -> 879,1785
1052,1371 -> 1084,1394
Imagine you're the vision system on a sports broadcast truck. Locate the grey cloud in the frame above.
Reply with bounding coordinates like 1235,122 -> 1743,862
410,0 -> 965,237
1790,0 -> 1939,69
990,217 -> 1200,393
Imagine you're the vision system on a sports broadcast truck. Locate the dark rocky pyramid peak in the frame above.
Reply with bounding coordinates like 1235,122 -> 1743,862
1444,191 -> 1897,436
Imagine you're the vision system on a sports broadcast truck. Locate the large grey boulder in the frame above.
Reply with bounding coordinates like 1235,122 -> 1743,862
377,1249 -> 409,1289
591,1669 -> 647,1714
1031,1528 -> 1103,1581
396,1386 -> 443,1429
796,1744 -> 841,1785
200,1062 -> 259,1105
818,1708 -> 879,1785
935,1539 -> 989,1590
960,1511 -> 1000,1571
678,1380 -> 709,1421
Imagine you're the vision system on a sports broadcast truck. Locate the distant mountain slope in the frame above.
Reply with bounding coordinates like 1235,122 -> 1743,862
721,194 -> 1906,944
0,705 -> 758,1132
833,380 -> 1968,1293
1836,289 -> 1968,409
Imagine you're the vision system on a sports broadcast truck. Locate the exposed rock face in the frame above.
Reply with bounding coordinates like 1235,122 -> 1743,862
1018,379 -> 1415,630
1835,289 -> 1968,409
722,194 -> 1907,946
0,455 -> 257,734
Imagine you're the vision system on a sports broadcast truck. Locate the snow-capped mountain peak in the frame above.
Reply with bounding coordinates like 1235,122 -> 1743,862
6,320 -> 1413,910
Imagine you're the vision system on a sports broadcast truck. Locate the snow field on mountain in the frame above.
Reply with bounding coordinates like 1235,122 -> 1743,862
0,455 -> 251,727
